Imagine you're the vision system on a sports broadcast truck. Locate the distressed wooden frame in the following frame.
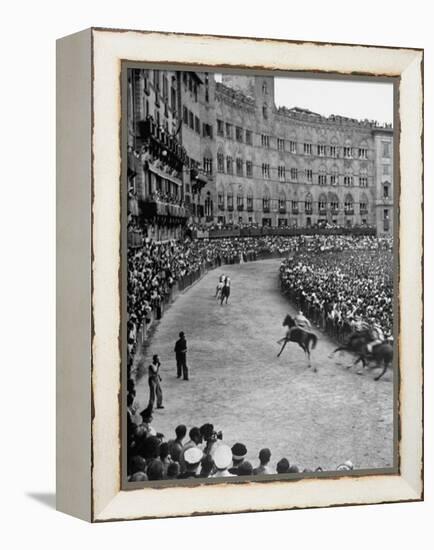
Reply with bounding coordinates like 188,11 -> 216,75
56,28 -> 423,523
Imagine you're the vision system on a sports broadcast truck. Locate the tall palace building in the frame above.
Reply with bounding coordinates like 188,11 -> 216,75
127,69 -> 394,241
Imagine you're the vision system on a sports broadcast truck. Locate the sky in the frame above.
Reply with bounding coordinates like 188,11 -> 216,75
215,73 -> 394,125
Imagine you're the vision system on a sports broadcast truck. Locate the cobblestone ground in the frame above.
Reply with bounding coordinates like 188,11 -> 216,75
133,259 -> 394,472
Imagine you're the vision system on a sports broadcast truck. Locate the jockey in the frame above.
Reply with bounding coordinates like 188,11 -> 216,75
366,318 -> 385,353
294,310 -> 311,330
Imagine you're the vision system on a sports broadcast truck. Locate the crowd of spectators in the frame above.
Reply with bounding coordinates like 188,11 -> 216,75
126,396 -> 355,481
280,235 -> 393,338
128,234 -> 393,371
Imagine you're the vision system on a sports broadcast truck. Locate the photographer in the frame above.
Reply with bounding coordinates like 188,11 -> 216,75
200,423 -> 223,457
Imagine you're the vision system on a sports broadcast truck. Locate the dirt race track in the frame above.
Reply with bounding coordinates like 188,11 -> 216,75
133,259 -> 394,472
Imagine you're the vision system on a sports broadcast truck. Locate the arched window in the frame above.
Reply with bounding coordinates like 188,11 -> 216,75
237,185 -> 244,211
217,149 -> 225,173
262,81 -> 268,95
330,136 -> 338,158
204,191 -> 213,217
318,193 -> 327,214
360,193 -> 369,214
330,164 -> 339,186
383,181 -> 390,198
217,185 -> 225,211
236,157 -> 243,176
344,193 -> 354,214
226,155 -> 233,175
328,192 -> 339,214
247,188 -> 254,211
359,167 -> 368,187
318,165 -> 327,185
305,192 -> 313,214
262,103 -> 268,119
227,189 -> 234,210
344,138 -> 353,158
263,187 -> 270,212
279,190 -> 287,212
344,168 -> 353,187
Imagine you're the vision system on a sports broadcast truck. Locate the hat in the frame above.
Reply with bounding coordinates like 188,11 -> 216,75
213,445 -> 232,470
231,443 -> 247,461
184,447 -> 203,465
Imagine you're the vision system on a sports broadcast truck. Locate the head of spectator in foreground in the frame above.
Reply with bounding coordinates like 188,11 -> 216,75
200,423 -> 214,442
231,442 -> 247,467
179,331 -> 185,339
129,471 -> 148,482
336,460 -> 354,471
140,405 -> 153,425
259,448 -> 271,466
213,444 -> 233,472
276,458 -> 290,474
129,455 -> 147,476
166,461 -> 180,480
189,426 -> 202,445
147,459 -> 164,481
237,461 -> 253,476
175,424 -> 187,442
184,447 -> 203,474
159,442 -> 170,462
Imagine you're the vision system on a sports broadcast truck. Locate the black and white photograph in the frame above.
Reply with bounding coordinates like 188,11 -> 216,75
124,66 -> 396,485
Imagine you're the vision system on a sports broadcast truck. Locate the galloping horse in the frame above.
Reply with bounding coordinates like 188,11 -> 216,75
277,314 -> 318,369
220,278 -> 230,305
330,330 -> 393,381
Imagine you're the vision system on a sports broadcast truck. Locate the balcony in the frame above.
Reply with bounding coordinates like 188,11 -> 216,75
140,198 -> 188,220
292,208 -> 299,215
263,206 -> 270,214
247,205 -> 253,212
345,209 -> 355,215
279,206 -> 287,214
237,204 -> 244,211
218,204 -> 225,211
227,205 -> 234,212
319,209 -> 327,216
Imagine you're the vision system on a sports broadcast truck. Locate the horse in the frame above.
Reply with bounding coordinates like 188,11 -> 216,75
277,314 -> 318,370
330,330 -> 393,381
220,283 -> 230,305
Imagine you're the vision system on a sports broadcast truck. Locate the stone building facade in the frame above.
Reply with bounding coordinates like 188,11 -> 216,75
127,68 -> 394,240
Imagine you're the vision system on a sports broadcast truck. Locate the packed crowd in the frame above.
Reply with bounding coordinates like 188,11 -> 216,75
128,234 -> 393,369
127,395 -> 355,481
280,235 -> 394,337
127,235 -> 303,368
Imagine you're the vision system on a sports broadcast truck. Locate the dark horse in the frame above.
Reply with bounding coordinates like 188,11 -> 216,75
330,329 -> 393,381
277,314 -> 318,370
220,283 -> 230,305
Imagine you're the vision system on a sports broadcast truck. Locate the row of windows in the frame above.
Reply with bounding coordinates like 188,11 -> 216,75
216,120 -> 371,157
215,155 -> 369,186
216,194 -> 368,214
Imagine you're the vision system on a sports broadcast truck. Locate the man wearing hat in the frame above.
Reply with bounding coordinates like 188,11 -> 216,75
148,354 -> 164,410
177,447 -> 203,479
228,442 -> 248,475
211,445 -> 234,478
174,331 -> 188,380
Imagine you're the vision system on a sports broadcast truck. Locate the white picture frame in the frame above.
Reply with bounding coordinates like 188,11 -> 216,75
56,28 -> 423,522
